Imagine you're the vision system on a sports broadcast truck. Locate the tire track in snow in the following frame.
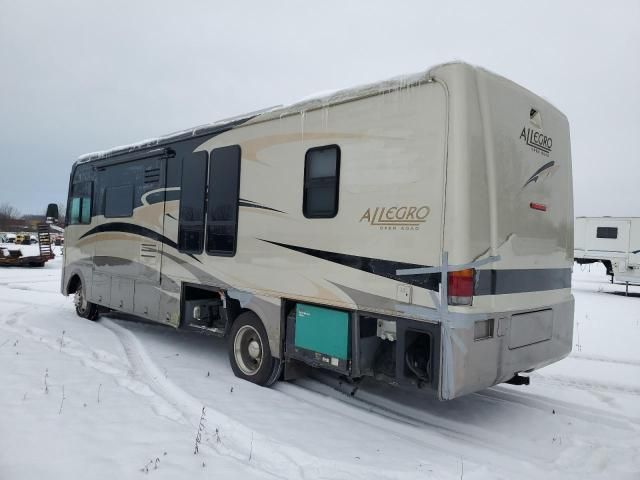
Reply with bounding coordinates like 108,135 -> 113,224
277,378 -> 553,479
5,273 -> 638,478
110,319 -> 559,480
571,352 -> 640,368
477,387 -> 640,426
102,318 -> 438,480
0,278 -> 60,286
282,373 -> 640,478
1,313 -> 289,479
0,308 -> 185,423
532,372 -> 640,398
0,291 -> 444,479
0,295 -> 71,309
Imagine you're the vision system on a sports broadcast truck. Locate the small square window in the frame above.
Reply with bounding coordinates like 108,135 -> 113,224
303,145 -> 340,218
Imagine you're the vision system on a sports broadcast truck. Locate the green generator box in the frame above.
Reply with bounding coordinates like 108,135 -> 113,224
292,303 -> 350,372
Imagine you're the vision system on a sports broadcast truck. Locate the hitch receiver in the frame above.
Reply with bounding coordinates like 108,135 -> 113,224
505,374 -> 530,386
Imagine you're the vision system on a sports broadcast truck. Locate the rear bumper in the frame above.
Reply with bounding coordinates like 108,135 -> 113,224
440,295 -> 574,399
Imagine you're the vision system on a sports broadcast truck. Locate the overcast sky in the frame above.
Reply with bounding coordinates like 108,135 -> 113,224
1,0 -> 638,217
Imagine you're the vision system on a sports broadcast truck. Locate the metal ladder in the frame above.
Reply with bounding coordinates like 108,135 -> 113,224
37,224 -> 53,259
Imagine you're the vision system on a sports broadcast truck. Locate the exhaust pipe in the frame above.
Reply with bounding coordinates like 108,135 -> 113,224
505,374 -> 530,386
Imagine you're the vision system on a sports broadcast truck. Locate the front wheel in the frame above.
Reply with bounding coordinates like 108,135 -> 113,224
74,282 -> 99,321
228,312 -> 281,386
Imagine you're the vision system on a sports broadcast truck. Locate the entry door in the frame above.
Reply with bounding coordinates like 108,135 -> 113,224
91,156 -> 167,316
137,157 -> 167,283
92,162 -> 137,306
133,156 -> 167,319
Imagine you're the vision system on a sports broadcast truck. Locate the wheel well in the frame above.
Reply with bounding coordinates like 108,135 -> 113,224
226,301 -> 245,326
219,294 -> 243,330
67,274 -> 81,295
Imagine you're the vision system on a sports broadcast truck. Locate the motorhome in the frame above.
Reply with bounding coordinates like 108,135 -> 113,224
574,216 -> 640,285
61,62 -> 574,400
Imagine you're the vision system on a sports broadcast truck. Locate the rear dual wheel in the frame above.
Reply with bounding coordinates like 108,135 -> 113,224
228,312 -> 281,386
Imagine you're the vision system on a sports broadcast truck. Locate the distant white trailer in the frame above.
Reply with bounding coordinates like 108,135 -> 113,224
574,217 -> 640,285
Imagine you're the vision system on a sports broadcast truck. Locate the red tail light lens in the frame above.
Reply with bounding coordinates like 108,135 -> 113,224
448,268 -> 475,306
530,202 -> 547,212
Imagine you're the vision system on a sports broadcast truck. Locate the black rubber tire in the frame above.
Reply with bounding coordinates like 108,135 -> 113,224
227,311 -> 281,386
74,281 -> 99,321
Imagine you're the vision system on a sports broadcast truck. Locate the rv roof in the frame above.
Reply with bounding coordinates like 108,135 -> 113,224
77,61 -> 552,165
76,63 -> 463,164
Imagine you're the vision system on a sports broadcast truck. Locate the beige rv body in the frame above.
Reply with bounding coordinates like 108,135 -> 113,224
63,63 -> 574,399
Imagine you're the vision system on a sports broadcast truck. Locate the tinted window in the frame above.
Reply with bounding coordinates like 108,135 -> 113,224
69,197 -> 81,223
178,153 -> 208,253
95,158 -> 164,217
206,145 -> 241,256
104,184 -> 134,218
68,181 -> 92,225
596,227 -> 618,239
303,145 -> 340,218
81,200 -> 92,223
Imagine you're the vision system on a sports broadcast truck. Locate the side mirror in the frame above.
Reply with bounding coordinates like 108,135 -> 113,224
46,203 -> 59,221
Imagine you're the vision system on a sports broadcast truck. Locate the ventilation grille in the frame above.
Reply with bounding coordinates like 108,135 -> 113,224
144,167 -> 161,185
140,243 -> 158,265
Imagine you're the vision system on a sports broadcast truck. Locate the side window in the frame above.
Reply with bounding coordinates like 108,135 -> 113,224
303,145 -> 340,218
596,227 -> 618,239
178,152 -> 208,253
68,181 -> 93,225
104,184 -> 134,218
96,158 -> 163,217
206,145 -> 241,256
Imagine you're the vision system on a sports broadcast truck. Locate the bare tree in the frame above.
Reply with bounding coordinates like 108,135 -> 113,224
0,202 -> 20,219
0,202 -> 21,230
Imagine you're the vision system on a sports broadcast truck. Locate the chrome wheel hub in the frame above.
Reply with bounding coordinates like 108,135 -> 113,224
248,340 -> 261,360
74,286 -> 86,312
233,325 -> 264,376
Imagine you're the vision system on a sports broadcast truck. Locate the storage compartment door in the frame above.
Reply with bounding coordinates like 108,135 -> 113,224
110,276 -> 134,311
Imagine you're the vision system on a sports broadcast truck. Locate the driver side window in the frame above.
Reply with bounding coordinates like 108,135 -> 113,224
68,181 -> 93,225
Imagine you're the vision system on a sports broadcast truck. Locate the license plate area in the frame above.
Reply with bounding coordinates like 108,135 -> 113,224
508,309 -> 553,349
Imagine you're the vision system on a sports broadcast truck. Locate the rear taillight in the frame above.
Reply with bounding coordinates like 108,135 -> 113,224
447,268 -> 475,306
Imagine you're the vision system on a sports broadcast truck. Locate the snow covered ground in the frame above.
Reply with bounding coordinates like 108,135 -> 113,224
0,258 -> 638,479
